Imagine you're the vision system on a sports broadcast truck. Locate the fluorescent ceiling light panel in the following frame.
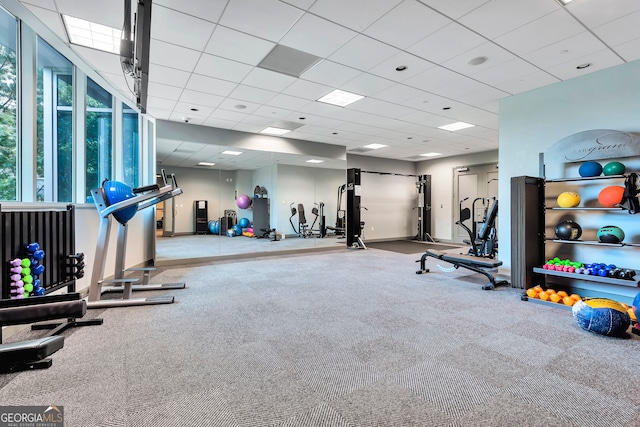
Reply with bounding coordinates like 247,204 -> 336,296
317,89 -> 364,107
306,159 -> 324,163
198,162 -> 215,166
63,15 -> 122,54
363,144 -> 387,150
222,150 -> 242,155
438,121 -> 475,131
557,0 -> 573,5
260,127 -> 291,136
420,152 -> 442,157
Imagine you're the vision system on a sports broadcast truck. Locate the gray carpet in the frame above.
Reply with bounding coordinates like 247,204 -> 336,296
1,249 -> 639,427
365,240 -> 463,254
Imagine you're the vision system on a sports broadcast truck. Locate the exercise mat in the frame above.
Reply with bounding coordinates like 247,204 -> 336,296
365,240 -> 462,254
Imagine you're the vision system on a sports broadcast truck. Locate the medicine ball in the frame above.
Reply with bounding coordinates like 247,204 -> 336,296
602,161 -> 626,176
578,161 -> 602,177
597,225 -> 625,244
555,220 -> 582,241
557,191 -> 580,208
572,298 -> 630,336
598,186 -> 625,208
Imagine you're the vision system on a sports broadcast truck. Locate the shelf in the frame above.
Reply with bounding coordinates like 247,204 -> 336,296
533,267 -> 640,288
547,239 -> 640,247
547,207 -> 626,211
546,174 -> 626,183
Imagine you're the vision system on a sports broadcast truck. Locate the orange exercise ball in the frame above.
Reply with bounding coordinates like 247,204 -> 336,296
598,186 -> 625,208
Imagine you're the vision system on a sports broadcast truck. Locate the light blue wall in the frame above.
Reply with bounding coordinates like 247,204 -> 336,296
499,59 -> 640,278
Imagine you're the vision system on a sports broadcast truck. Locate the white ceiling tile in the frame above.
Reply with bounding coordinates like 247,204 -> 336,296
493,69 -> 560,95
440,41 -> 516,77
545,49 -> 624,81
178,90 -> 224,109
148,64 -> 192,87
300,60 -> 362,87
20,0 -> 57,10
242,68 -> 297,92
280,14 -> 357,58
204,26 -> 275,66
154,0 -> 226,23
71,46 -> 121,75
471,57 -> 541,87
340,73 -> 396,97
456,85 -> 509,106
174,102 -> 214,118
208,108 -> 249,122
239,115 -> 274,126
147,82 -> 184,100
23,4 -> 67,41
347,98 -> 415,119
146,96 -> 178,111
403,65 -> 464,92
309,0 -> 403,32
416,0 -> 490,20
194,54 -> 253,82
398,110 -> 448,127
494,10 -> 584,56
364,0 -> 450,49
217,98 -> 263,114
219,0 -> 304,42
267,94 -> 313,111
253,105 -> 295,120
151,5 -> 216,51
373,83 -> 425,104
281,79 -> 333,100
458,0 -> 559,40
613,38 -> 640,62
229,85 -> 278,104
149,40 -> 201,72
280,0 -> 315,10
203,117 -> 237,129
566,0 -> 640,28
186,74 -> 237,97
407,22 -> 486,63
168,113 -> 205,125
524,31 -> 608,70
592,10 -> 640,47
368,52 -> 436,82
328,35 -> 399,71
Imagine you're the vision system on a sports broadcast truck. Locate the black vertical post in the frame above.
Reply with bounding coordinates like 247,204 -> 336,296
346,168 -> 361,247
417,175 -> 431,241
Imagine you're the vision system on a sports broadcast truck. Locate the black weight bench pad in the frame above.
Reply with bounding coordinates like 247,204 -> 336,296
0,300 -> 86,327
426,249 -> 502,268
0,336 -> 64,366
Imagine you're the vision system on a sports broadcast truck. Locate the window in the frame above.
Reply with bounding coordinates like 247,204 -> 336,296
85,78 -> 112,199
0,8 -> 17,201
36,37 -> 74,201
122,103 -> 139,187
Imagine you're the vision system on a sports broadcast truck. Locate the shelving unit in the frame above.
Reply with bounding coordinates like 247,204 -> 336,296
194,200 -> 208,235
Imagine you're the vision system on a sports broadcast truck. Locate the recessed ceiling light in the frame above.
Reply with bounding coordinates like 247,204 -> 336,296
62,15 -> 122,54
395,65 -> 407,71
576,63 -> 592,69
466,56 -> 487,66
299,117 -> 306,120
190,108 -> 199,112
306,159 -> 324,163
557,0 -> 573,5
438,121 -> 475,131
198,162 -> 215,166
363,144 -> 387,150
222,150 -> 242,155
317,89 -> 364,107
260,127 -> 291,136
234,104 -> 247,109
442,107 -> 451,110
420,152 -> 442,157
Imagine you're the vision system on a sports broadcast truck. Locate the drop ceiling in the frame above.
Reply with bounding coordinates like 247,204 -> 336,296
17,0 -> 640,167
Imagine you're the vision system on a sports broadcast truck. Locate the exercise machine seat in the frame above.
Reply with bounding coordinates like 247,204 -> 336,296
0,300 -> 86,326
416,249 -> 508,290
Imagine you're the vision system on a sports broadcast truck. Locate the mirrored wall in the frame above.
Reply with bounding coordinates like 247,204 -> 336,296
154,128 -> 346,264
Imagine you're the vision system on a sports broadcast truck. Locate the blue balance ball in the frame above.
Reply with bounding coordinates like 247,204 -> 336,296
233,224 -> 243,235
572,298 -> 630,336
578,161 -> 602,177
238,217 -> 250,228
103,180 -> 138,224
208,220 -> 219,235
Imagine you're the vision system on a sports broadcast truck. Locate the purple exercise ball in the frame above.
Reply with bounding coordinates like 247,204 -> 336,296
236,194 -> 252,209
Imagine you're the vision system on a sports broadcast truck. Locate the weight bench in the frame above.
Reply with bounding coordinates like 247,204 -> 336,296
0,293 -> 94,373
416,249 -> 509,290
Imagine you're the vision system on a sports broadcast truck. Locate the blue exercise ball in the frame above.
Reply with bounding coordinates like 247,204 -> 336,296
103,180 -> 138,224
578,161 -> 602,177
233,224 -> 243,235
208,220 -> 219,235
238,217 -> 250,228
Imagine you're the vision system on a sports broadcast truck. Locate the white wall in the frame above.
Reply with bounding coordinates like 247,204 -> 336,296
499,59 -> 640,277
416,150 -> 498,241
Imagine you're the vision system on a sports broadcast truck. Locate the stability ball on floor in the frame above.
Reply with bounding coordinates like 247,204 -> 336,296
208,220 -> 219,235
236,194 -> 252,209
238,217 -> 250,228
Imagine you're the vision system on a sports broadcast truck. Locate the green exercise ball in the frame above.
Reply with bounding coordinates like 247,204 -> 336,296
602,161 -> 626,176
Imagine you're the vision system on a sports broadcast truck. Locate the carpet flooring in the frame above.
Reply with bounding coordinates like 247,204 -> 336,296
1,248 -> 639,427
365,240 -> 463,254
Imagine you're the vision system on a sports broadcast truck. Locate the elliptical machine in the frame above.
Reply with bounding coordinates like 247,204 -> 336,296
456,197 -> 498,258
